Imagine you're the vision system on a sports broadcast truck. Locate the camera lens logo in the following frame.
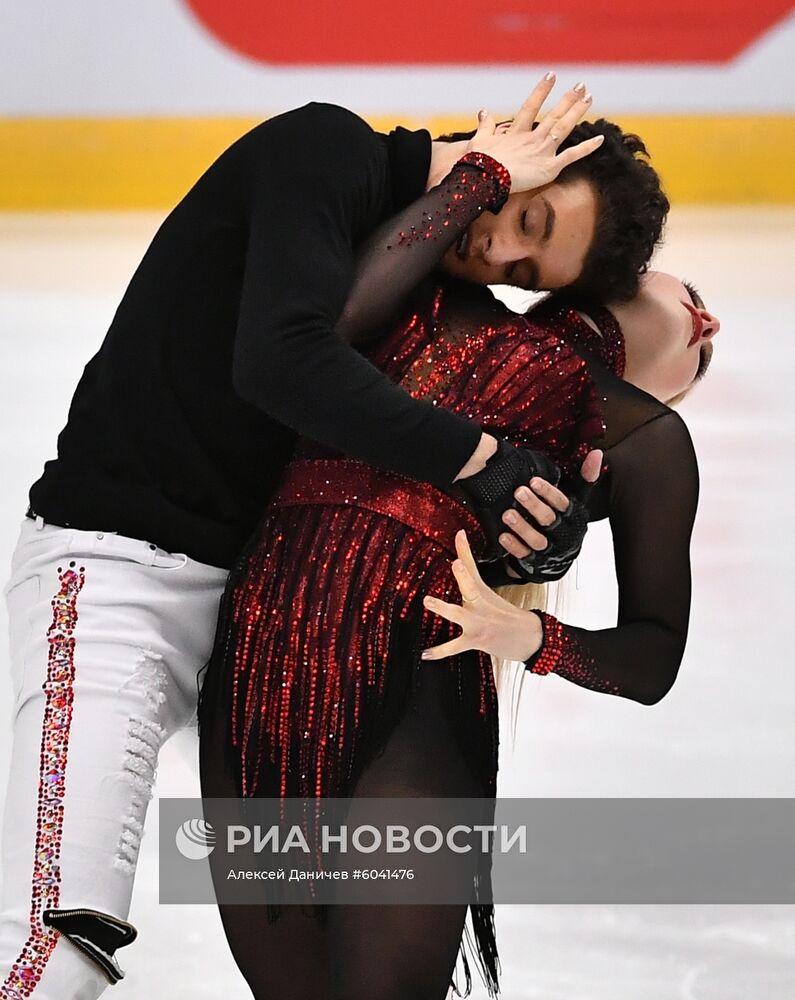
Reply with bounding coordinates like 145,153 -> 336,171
175,819 -> 216,860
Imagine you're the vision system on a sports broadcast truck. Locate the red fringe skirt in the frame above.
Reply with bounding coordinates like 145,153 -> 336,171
201,457 -> 501,996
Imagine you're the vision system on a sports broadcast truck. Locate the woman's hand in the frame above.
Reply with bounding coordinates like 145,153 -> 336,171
465,73 -> 603,195
420,529 -> 543,662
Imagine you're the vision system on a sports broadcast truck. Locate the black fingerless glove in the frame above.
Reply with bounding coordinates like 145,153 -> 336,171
503,476 -> 594,583
454,437 -> 562,562
477,556 -> 523,588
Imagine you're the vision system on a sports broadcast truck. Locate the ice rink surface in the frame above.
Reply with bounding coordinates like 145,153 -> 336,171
0,208 -> 793,997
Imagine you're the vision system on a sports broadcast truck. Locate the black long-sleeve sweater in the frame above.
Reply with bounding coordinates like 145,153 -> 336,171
28,103 -> 484,568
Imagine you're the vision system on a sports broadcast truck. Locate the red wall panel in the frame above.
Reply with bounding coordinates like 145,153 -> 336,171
184,1 -> 791,65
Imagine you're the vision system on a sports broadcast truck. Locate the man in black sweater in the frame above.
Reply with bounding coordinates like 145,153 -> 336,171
28,86 -> 620,570
0,80 -> 667,998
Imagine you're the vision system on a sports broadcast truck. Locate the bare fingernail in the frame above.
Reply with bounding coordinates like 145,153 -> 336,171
544,71 -> 555,81
516,487 -> 530,500
583,91 -> 592,103
421,650 -> 432,659
478,108 -> 488,120
574,81 -> 586,93
504,511 -> 518,523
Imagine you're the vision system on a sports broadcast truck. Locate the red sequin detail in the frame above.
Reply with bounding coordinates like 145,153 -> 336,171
229,482 -> 496,803
457,151 -> 512,208
270,458 -> 486,557
222,284 -> 620,807
366,295 -> 608,480
526,611 -> 565,674
525,297 -> 627,484
1,566 -> 85,999
531,298 -> 626,379
528,610 -> 620,694
388,155 -> 510,251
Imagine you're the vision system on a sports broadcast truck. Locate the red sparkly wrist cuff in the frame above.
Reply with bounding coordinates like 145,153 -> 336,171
525,611 -> 565,675
456,152 -> 512,211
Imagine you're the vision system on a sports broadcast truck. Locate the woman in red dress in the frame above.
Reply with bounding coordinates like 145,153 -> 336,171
198,141 -> 719,999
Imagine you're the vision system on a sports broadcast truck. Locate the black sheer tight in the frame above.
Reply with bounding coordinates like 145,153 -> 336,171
200,660 -> 490,1000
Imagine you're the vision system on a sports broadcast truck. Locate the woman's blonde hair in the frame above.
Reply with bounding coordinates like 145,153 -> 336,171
487,579 -> 548,746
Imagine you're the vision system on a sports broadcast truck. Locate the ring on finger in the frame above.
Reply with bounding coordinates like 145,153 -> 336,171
462,594 -> 481,604
550,132 -> 560,142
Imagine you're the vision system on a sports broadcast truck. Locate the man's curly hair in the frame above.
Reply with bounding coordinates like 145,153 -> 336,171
557,119 -> 668,303
435,118 -> 669,302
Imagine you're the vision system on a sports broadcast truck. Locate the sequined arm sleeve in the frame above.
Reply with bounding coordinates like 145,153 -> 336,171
336,153 -> 511,344
524,411 -> 700,705
231,103 -> 483,490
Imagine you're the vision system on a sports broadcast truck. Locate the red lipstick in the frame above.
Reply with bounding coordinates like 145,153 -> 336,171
685,303 -> 704,348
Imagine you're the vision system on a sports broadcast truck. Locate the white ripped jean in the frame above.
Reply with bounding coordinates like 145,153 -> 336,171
0,515 -> 229,999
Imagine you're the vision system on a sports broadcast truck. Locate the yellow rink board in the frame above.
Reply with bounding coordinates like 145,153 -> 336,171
0,115 -> 792,209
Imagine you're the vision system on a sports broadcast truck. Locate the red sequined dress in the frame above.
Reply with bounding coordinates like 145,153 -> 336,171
199,158 -> 699,997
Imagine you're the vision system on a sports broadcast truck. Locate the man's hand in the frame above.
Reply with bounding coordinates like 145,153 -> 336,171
478,449 -> 602,586
453,437 -> 562,562
500,449 -> 604,583
497,449 -> 601,561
